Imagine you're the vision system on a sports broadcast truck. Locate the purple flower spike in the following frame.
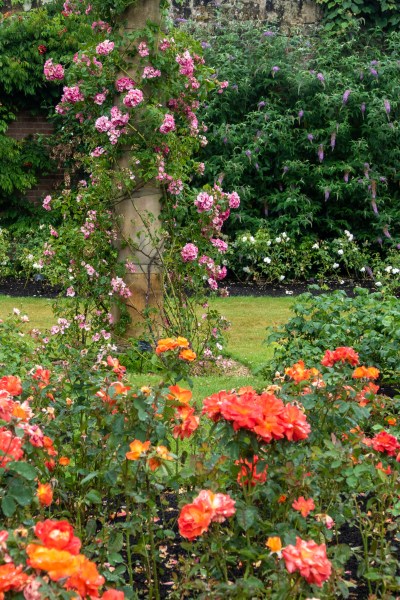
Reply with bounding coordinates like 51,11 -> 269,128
324,189 -> 330,201
307,133 -> 314,143
317,72 -> 325,83
330,132 -> 336,150
245,149 -> 252,158
271,66 -> 280,76
263,31 -> 275,37
283,166 -> 289,174
371,200 -> 379,215
383,226 -> 391,239
342,89 -> 351,104
361,103 -> 366,115
318,144 -> 324,163
344,171 -> 349,183
258,101 -> 266,109
298,109 -> 304,119
370,68 -> 378,77
384,99 -> 391,115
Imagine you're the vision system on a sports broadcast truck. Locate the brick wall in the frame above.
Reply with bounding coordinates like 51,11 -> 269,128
6,110 -> 63,204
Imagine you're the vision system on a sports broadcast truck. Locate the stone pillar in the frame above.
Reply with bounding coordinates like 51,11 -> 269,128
114,0 -> 164,338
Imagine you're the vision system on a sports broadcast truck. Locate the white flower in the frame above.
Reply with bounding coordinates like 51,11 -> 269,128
267,240 -> 272,246
250,236 -> 255,243
392,268 -> 399,274
360,267 -> 366,272
33,263 -> 43,270
312,243 -> 319,249
375,281 -> 382,287
275,237 -> 282,243
282,232 -> 287,239
285,290 -> 294,295
338,249 -> 344,255
243,266 -> 251,273
27,254 -> 34,261
263,257 -> 271,264
340,280 -> 345,284
385,266 -> 392,273
13,308 -> 21,315
333,263 -> 339,269
279,275 -> 285,281
242,236 -> 248,242
216,343 -> 223,350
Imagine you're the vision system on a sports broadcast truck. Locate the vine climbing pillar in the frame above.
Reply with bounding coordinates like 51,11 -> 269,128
113,0 -> 163,339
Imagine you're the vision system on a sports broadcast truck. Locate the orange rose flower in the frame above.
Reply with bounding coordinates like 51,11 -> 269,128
101,591 -> 125,600
352,366 -> 380,380
321,346 -> 359,367
65,554 -> 105,597
167,385 -> 192,405
202,390 -> 235,422
0,563 -> 29,594
34,520 -> 81,555
178,502 -> 213,541
280,404 -> 311,441
32,367 -> 51,389
173,405 -> 200,440
266,536 -> 282,553
155,338 -> 179,354
125,440 -> 151,461
59,457 -> 70,466
236,455 -> 267,487
0,428 -> 24,467
292,496 -> 315,518
0,375 -> 22,396
26,544 -> 78,580
148,445 -> 173,471
282,537 -> 332,587
37,482 -> 53,507
178,348 -> 196,362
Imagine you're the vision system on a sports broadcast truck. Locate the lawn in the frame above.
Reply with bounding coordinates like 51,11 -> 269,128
0,294 -> 294,393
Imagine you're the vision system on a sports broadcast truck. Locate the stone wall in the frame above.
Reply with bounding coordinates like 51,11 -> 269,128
172,0 -> 322,28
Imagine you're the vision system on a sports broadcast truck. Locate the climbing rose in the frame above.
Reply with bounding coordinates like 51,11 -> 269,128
282,537 -> 332,587
194,191 -> 213,212
123,89 -> 144,108
115,77 -> 135,91
227,191 -> 240,209
43,59 -> 64,81
142,66 -> 161,78
159,113 -> 176,134
181,243 -> 198,262
96,40 -> 114,55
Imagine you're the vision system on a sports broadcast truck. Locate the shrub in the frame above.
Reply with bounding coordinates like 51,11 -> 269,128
262,287 -> 400,382
188,21 -> 400,254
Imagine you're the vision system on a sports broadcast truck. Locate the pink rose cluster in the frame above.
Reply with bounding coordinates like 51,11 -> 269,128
95,106 -> 129,145
138,42 -> 149,57
155,157 -> 183,196
96,40 -> 115,56
195,191 -> 214,213
123,88 -> 144,108
42,195 -> 52,211
60,85 -> 84,104
43,59 -> 64,81
160,114 -> 176,134
110,277 -> 132,299
181,243 -> 198,263
115,77 -> 135,92
142,66 -> 161,79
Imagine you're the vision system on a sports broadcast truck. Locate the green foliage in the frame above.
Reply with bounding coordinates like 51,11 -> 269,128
316,0 -> 400,32
263,287 -> 400,382
188,21 -> 400,252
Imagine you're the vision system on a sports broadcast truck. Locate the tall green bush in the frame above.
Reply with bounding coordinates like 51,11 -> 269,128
190,22 -> 400,253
